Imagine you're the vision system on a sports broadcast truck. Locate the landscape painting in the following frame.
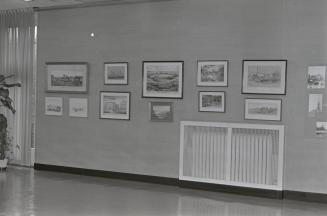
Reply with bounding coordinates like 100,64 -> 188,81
316,122 -> 327,135
45,97 -> 63,116
199,91 -> 225,112
142,61 -> 183,98
100,92 -> 130,120
307,66 -> 325,89
104,62 -> 128,85
197,60 -> 228,86
69,98 -> 88,118
242,60 -> 287,94
150,102 -> 173,122
46,63 -> 88,93
245,99 -> 281,121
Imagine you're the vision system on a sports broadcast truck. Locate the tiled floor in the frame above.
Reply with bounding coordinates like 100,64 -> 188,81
0,166 -> 327,216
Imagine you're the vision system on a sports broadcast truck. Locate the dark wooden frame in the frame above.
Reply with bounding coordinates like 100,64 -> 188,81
46,62 -> 89,93
197,60 -> 229,87
99,91 -> 131,120
142,61 -> 184,99
244,98 -> 282,121
104,62 -> 129,85
150,101 -> 173,122
198,91 -> 226,113
242,60 -> 287,95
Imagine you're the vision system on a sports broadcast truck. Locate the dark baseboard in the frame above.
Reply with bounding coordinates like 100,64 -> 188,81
179,180 -> 283,199
34,163 -> 179,186
34,163 -> 327,202
284,190 -> 327,203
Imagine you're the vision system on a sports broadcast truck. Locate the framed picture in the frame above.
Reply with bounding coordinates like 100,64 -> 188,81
307,66 -> 325,89
100,91 -> 130,120
150,102 -> 173,122
104,62 -> 128,85
197,60 -> 228,86
199,91 -> 225,113
69,98 -> 88,118
46,62 -> 88,93
308,94 -> 323,114
316,122 -> 327,135
242,60 -> 287,95
45,97 -> 63,116
244,98 -> 282,121
142,61 -> 183,98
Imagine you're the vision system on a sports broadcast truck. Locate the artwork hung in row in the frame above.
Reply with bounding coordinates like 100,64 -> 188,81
100,91 -> 130,120
46,62 -> 88,93
150,102 -> 173,122
69,98 -> 88,118
308,94 -> 323,114
307,66 -> 326,89
104,62 -> 128,85
244,98 -> 282,121
242,60 -> 287,95
45,97 -> 63,116
197,60 -> 228,86
142,61 -> 183,98
199,91 -> 225,113
316,121 -> 327,135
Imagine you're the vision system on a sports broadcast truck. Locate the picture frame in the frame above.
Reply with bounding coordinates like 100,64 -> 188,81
199,91 -> 225,113
307,66 -> 325,89
69,98 -> 88,118
244,98 -> 282,121
150,102 -> 173,122
100,91 -> 130,120
46,62 -> 88,93
104,62 -> 128,85
197,60 -> 228,86
142,61 -> 183,98
45,97 -> 63,116
242,60 -> 287,95
316,122 -> 327,136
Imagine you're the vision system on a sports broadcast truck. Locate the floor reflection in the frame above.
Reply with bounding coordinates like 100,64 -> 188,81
1,166 -> 327,216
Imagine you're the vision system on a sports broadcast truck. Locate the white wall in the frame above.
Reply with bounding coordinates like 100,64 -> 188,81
36,0 -> 327,193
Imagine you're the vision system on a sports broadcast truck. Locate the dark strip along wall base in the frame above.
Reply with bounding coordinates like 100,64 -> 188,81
284,190 -> 327,203
34,163 -> 327,203
179,180 -> 283,199
34,163 -> 179,186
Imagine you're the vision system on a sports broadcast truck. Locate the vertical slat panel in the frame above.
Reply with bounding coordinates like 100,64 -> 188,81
181,123 -> 283,190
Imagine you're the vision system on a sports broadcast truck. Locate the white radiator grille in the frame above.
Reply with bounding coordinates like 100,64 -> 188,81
180,121 -> 284,190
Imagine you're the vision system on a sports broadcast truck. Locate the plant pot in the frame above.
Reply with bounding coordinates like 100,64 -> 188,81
0,158 -> 8,170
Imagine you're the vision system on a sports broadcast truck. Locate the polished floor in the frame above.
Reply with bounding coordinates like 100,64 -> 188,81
0,166 -> 327,216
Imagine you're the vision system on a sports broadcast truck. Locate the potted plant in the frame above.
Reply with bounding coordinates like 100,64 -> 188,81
0,74 -> 21,171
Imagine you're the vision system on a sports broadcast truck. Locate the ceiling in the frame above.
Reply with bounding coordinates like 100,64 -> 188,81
0,0 -> 135,11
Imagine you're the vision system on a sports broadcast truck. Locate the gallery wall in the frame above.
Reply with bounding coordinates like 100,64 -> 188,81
36,0 -> 327,193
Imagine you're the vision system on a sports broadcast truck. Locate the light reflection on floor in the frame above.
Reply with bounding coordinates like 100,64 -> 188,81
0,166 -> 327,216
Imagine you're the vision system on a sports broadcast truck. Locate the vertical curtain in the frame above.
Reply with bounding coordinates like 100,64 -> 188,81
0,8 -> 36,166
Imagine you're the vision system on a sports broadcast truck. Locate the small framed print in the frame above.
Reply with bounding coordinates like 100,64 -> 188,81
69,98 -> 88,118
245,98 -> 282,121
199,91 -> 225,113
46,62 -> 88,93
307,66 -> 325,89
242,60 -> 287,95
150,102 -> 173,122
45,97 -> 63,116
197,60 -> 228,86
316,122 -> 327,136
100,91 -> 130,120
104,62 -> 128,85
142,61 -> 183,98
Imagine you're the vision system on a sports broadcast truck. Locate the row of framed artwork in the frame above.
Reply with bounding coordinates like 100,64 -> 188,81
44,92 -> 172,121
45,60 -> 287,97
45,92 -> 282,121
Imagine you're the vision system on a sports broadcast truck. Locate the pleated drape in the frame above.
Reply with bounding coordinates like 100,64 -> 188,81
0,8 -> 36,166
